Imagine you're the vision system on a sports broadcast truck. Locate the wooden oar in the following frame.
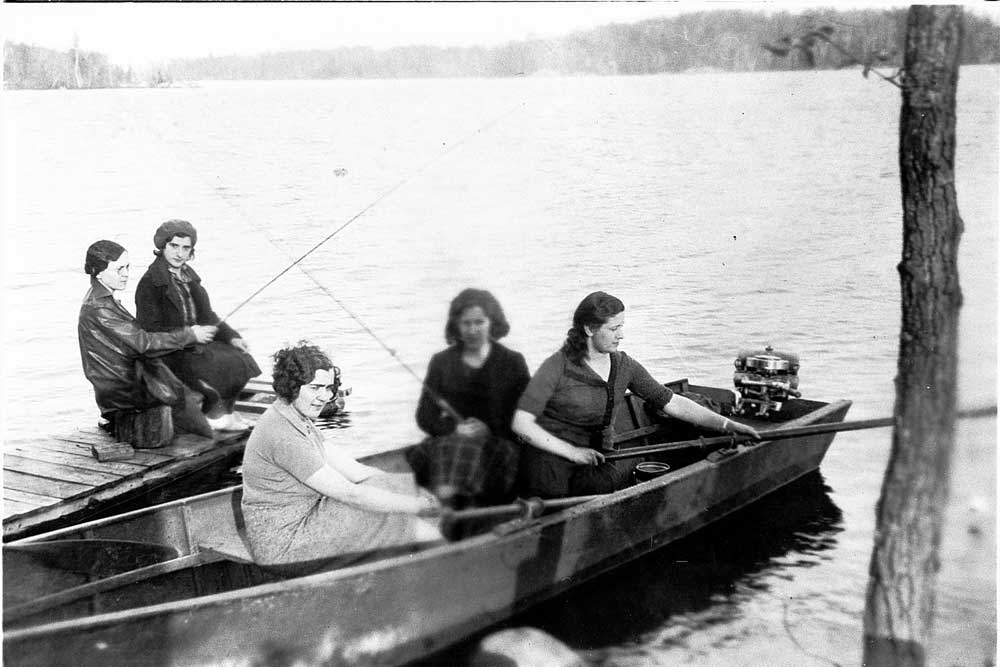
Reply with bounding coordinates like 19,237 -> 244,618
442,494 -> 605,522
605,405 -> 996,461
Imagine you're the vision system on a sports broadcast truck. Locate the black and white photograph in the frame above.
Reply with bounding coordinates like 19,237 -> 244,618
1,2 -> 996,665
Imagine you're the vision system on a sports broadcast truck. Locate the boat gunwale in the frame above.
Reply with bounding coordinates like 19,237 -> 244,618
4,397 -> 851,643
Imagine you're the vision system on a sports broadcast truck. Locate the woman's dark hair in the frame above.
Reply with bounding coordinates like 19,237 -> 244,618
561,291 -> 625,363
272,342 -> 333,401
84,240 -> 126,277
444,288 -> 510,345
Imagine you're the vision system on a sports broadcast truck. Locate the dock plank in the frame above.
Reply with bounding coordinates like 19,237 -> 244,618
4,455 -> 124,486
3,470 -> 93,500
53,430 -> 114,446
2,499 -> 39,517
7,445 -> 149,475
20,439 -> 171,466
4,487 -> 61,508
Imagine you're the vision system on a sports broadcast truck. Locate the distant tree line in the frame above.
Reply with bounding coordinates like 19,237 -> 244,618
164,8 -> 1000,81
3,41 -> 137,90
4,8 -> 998,89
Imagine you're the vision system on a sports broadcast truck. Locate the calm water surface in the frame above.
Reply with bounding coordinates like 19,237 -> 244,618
3,66 -> 996,665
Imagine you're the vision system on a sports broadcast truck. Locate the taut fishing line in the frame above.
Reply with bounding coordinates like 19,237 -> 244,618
218,102 -> 524,326
139,101 -> 525,418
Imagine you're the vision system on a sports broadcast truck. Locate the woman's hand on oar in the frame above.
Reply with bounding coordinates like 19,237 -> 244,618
723,417 -> 761,440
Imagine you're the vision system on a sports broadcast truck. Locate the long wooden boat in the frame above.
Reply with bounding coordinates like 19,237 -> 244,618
3,381 -> 850,666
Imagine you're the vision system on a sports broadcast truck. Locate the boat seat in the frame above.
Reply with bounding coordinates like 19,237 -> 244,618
190,492 -> 255,565
197,531 -> 253,564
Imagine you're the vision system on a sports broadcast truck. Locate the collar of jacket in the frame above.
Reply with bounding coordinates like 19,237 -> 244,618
84,279 -> 118,304
146,255 -> 202,288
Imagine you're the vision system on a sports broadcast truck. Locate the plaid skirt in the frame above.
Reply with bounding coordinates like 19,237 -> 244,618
406,432 -> 519,505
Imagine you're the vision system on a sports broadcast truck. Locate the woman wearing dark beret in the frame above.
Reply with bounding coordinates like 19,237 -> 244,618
78,240 -> 217,439
135,219 -> 261,432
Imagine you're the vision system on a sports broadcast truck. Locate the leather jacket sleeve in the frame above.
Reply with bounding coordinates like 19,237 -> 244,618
84,300 -> 196,359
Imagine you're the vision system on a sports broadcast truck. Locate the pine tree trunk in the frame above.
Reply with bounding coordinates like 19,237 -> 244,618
862,6 -> 964,666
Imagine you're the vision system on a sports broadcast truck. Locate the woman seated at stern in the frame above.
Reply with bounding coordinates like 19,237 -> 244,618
512,291 -> 759,499
135,219 -> 261,433
241,343 -> 443,571
78,240 -> 217,438
408,288 -> 531,508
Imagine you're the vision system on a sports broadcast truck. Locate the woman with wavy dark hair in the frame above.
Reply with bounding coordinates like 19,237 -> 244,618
512,291 -> 759,498
409,288 -> 530,509
241,342 -> 442,569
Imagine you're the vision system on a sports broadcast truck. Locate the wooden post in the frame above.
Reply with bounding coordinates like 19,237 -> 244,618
862,7 -> 964,666
113,405 -> 174,449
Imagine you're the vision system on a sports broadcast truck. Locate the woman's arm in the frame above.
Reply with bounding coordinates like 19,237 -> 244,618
661,395 -> 760,438
86,303 -> 201,356
322,444 -> 382,483
512,409 -> 604,465
303,464 -> 438,515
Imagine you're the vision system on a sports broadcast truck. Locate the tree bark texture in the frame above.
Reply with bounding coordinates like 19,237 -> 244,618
862,6 -> 964,666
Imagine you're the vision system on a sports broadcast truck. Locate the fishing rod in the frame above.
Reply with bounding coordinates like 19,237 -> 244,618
217,102 -> 524,327
604,405 -> 997,461
158,103 -> 524,420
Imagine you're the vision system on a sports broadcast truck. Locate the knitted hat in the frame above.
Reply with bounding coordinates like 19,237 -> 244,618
154,219 -> 198,250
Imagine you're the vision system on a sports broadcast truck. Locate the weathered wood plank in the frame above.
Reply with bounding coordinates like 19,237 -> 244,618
91,442 -> 137,462
2,499 -> 39,517
8,444 -> 150,475
4,455 -> 124,486
3,470 -> 92,499
53,430 -> 114,446
4,487 -> 60,507
19,439 -> 170,466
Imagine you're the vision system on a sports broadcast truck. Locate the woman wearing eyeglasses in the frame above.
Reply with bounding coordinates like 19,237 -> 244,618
241,342 -> 442,572
78,240 -> 218,439
134,219 -> 261,433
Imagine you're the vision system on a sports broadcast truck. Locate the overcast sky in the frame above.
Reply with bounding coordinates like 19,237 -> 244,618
0,1 -> 951,67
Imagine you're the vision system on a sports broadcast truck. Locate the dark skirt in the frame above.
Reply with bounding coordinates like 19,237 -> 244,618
406,432 -> 520,505
518,446 -> 634,499
163,342 -> 261,411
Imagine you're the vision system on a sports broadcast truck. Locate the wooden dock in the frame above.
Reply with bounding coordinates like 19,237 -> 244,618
3,379 -> 278,542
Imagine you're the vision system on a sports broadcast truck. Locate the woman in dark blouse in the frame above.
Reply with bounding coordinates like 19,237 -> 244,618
512,291 -> 759,498
409,288 -> 530,508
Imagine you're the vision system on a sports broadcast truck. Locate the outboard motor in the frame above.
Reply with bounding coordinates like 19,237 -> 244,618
733,345 -> 801,417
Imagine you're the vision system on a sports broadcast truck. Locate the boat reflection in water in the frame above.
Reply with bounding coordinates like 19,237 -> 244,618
427,471 -> 843,664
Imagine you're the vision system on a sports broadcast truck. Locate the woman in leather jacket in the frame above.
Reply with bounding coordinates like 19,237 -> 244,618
78,239 -> 217,437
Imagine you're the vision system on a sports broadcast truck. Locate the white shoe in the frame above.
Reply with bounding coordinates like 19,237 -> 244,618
207,414 -> 249,433
232,412 -> 254,430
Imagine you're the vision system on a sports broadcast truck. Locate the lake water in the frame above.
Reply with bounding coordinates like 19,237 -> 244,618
3,66 -> 996,665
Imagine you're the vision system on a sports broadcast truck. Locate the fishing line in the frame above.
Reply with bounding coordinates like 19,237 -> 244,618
218,102 -> 524,326
137,101 -> 525,419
